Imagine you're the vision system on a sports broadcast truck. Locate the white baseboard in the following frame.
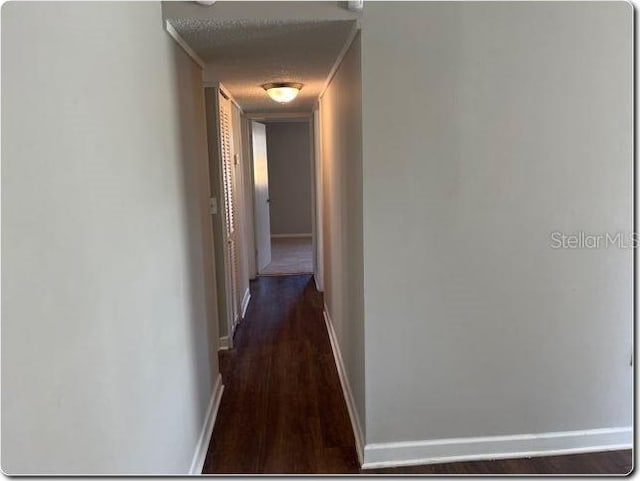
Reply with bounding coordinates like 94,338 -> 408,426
323,305 -> 365,464
218,336 -> 229,351
241,288 -> 251,319
189,374 -> 225,474
362,426 -> 633,469
271,233 -> 312,239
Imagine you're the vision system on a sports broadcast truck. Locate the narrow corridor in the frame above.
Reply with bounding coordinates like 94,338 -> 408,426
202,275 -> 360,474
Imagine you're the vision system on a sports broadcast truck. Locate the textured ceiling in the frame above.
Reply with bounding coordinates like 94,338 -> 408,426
169,18 -> 356,113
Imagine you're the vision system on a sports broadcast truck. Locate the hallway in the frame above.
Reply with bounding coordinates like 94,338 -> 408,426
202,275 -> 360,474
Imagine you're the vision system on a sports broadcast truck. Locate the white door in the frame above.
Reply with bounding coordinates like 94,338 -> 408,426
312,109 -> 324,291
252,121 -> 272,272
219,92 -> 240,332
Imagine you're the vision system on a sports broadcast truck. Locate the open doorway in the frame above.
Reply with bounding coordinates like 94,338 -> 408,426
251,118 -> 314,276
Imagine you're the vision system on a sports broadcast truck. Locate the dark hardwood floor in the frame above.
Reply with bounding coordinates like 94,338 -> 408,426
202,275 -> 359,474
363,451 -> 633,475
202,275 -> 632,475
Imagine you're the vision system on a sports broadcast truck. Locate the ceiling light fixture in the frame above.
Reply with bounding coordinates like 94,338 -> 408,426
262,82 -> 303,103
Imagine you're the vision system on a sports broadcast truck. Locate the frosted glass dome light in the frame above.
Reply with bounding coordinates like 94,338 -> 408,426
262,83 -> 303,103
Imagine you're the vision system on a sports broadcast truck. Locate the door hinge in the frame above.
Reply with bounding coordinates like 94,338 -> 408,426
209,197 -> 218,215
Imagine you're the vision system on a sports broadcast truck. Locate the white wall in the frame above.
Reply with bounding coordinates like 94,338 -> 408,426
361,1 -> 632,463
266,122 -> 312,236
2,2 -> 220,474
319,33 -> 365,446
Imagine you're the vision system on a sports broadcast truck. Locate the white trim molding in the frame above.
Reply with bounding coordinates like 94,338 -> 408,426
323,305 -> 365,464
203,81 -> 243,113
313,275 -> 322,293
362,427 -> 633,470
218,336 -> 230,351
244,111 -> 311,121
204,82 -> 244,114
164,20 -> 205,69
318,23 -> 360,101
271,233 -> 312,239
241,288 -> 251,319
189,374 -> 225,474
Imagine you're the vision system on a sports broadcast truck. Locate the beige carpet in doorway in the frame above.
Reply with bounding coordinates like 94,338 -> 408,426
261,236 -> 313,275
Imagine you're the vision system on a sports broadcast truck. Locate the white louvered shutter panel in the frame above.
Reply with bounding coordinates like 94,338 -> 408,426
219,97 -> 235,238
218,92 -> 240,326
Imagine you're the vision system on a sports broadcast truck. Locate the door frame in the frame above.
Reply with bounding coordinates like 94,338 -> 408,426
312,105 -> 324,291
243,111 -> 319,283
205,81 -> 243,349
241,116 -> 258,279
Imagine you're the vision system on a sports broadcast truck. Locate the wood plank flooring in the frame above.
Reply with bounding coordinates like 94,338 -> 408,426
364,450 -> 632,475
202,275 -> 359,474
202,275 -> 632,475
